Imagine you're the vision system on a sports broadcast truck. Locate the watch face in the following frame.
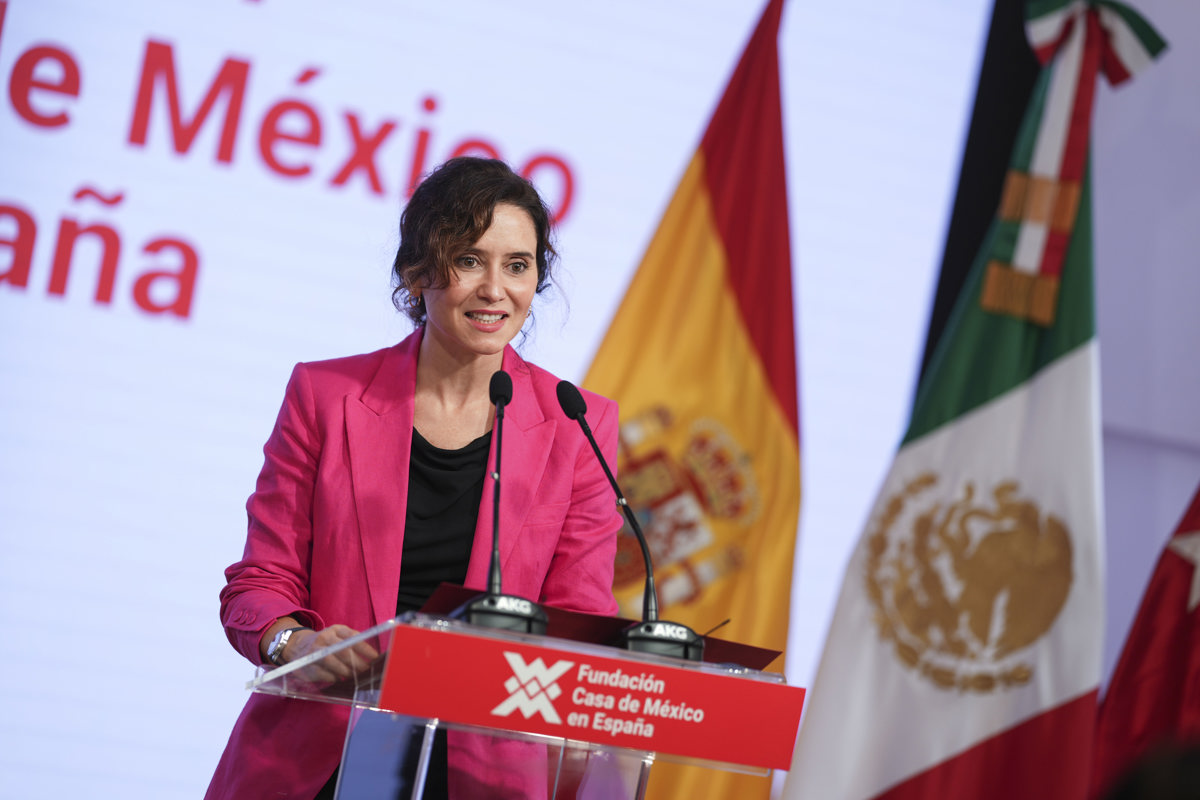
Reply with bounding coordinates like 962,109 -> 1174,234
268,627 -> 303,665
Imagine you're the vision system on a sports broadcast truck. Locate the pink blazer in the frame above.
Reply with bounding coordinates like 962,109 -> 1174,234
205,330 -> 621,800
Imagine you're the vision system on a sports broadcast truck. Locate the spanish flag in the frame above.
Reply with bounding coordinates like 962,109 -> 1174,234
583,1 -> 797,796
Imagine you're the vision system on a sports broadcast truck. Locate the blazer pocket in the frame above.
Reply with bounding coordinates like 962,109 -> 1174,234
523,501 -> 569,530
506,501 -> 569,596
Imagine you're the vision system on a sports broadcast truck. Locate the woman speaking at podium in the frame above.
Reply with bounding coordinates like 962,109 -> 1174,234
205,157 -> 622,799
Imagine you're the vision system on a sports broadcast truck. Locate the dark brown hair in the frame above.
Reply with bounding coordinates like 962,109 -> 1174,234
391,157 -> 558,325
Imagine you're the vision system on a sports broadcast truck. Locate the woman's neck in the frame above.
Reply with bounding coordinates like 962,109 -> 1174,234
413,330 -> 504,448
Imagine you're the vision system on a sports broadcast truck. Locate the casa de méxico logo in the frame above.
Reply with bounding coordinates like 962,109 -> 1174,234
490,653 -> 574,725
865,474 -> 1075,693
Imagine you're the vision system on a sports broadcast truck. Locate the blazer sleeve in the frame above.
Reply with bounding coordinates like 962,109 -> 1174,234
219,363 -> 327,664
538,394 -> 622,616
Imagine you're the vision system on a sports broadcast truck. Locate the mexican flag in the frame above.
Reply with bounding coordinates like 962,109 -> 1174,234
783,2 -> 1165,798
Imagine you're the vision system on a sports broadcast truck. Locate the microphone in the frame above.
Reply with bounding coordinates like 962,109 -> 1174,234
450,370 -> 548,635
556,380 -> 704,662
486,370 -> 512,596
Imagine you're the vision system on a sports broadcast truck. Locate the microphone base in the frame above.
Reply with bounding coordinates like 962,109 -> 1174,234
449,593 -> 548,636
613,621 -> 705,662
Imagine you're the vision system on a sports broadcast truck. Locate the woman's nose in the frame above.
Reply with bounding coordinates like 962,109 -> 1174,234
477,266 -> 504,301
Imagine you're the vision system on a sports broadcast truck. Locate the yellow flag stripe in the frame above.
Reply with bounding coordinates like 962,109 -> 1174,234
584,152 -> 799,651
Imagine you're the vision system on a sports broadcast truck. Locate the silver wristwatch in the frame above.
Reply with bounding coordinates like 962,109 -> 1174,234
267,626 -> 306,667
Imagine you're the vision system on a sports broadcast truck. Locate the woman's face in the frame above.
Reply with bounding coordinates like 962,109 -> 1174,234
420,203 -> 539,363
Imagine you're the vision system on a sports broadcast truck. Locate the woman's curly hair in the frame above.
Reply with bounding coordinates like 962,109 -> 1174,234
391,157 -> 558,326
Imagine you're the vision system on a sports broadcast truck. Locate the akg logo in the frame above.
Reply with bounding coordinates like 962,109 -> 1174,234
494,596 -> 533,614
490,652 -> 575,724
650,623 -> 689,640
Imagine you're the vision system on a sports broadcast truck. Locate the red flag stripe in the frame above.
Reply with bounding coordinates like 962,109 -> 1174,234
699,0 -> 798,437
1059,11 -> 1103,184
877,692 -> 1099,800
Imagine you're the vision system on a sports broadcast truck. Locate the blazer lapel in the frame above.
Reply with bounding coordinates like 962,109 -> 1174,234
463,347 -> 556,593
346,332 -> 420,627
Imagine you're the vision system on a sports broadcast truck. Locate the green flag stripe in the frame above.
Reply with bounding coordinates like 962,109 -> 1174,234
1096,0 -> 1168,58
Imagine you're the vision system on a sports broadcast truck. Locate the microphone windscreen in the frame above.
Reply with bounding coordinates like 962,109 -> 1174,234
556,380 -> 588,420
489,370 -> 513,406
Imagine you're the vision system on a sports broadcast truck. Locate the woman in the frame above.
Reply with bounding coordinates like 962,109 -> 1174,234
205,157 -> 622,799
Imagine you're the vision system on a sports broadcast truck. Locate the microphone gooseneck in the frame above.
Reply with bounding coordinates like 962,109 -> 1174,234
449,369 -> 547,635
556,380 -> 659,622
487,371 -> 512,595
556,380 -> 704,661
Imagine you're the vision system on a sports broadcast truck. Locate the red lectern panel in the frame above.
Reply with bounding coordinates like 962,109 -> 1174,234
378,617 -> 804,771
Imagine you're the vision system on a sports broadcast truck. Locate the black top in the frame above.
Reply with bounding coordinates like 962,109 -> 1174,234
396,428 -> 491,614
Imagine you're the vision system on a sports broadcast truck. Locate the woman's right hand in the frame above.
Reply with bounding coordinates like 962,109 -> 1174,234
282,624 -> 381,683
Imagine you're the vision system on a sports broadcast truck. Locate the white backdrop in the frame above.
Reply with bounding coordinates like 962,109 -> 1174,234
1,1 -> 1196,797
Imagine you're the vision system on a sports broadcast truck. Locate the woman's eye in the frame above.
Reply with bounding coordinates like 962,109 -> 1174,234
457,255 -> 480,269
508,261 -> 530,274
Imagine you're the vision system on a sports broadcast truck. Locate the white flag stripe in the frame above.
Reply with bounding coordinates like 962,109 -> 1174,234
1013,219 -> 1050,273
1098,6 -> 1155,78
1029,18 -> 1084,182
1026,0 -> 1084,52
1010,13 -> 1084,273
